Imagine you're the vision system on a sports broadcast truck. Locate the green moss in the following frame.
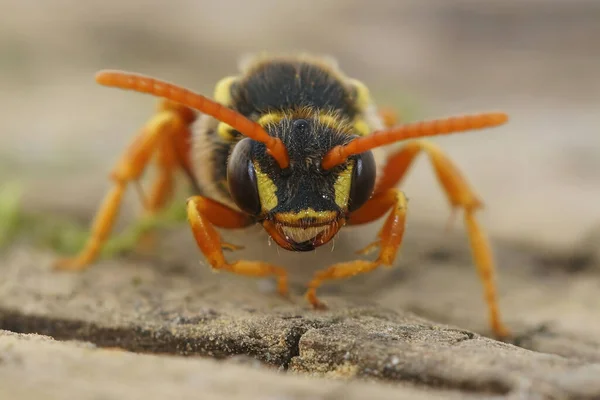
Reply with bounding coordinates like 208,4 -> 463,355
0,181 -> 188,258
0,182 -> 25,248
99,200 -> 188,257
22,213 -> 96,255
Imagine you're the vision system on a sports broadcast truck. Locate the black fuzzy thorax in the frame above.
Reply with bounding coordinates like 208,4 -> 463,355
231,59 -> 360,118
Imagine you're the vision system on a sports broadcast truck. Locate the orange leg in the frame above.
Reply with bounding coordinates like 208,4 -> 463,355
305,189 -> 407,309
54,100 -> 196,271
134,121 -> 184,250
378,106 -> 401,128
143,101 -> 197,215
133,127 -> 178,251
186,196 -> 289,296
144,146 -> 176,215
373,136 -> 509,339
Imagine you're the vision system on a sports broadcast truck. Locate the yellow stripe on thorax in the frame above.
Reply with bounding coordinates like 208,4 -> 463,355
352,118 -> 371,136
348,78 -> 373,136
348,78 -> 371,112
214,76 -> 239,141
316,110 -> 371,137
257,112 -> 284,127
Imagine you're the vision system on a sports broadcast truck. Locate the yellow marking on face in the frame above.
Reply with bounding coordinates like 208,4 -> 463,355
257,112 -> 284,127
254,162 -> 278,211
333,160 -> 354,209
217,122 -> 236,141
213,76 -> 237,105
275,209 -> 338,225
353,118 -> 371,136
348,79 -> 371,112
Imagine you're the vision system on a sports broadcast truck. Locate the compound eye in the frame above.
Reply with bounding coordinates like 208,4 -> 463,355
227,138 -> 261,215
348,150 -> 376,212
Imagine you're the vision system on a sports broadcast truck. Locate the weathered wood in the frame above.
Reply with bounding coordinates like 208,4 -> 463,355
1,241 -> 599,399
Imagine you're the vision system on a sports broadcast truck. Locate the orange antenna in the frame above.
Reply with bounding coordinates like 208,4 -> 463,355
322,112 -> 508,170
95,70 -> 290,169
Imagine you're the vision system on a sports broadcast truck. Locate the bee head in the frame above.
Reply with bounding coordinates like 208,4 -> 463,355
227,112 -> 376,251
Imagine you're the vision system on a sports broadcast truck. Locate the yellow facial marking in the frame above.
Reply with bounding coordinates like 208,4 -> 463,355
213,76 -> 237,105
333,161 -> 354,209
348,79 -> 371,112
257,112 -> 284,127
254,162 -> 278,211
275,209 -> 338,225
353,118 -> 371,136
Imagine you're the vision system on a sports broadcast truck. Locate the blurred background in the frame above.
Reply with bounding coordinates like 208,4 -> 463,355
1,0 -> 599,251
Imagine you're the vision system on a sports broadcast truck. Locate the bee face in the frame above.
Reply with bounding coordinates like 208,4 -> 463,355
227,113 -> 376,251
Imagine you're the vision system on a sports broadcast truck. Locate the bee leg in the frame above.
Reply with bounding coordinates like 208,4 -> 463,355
143,101 -> 197,215
305,189 -> 407,309
135,102 -> 197,250
371,139 -> 509,339
378,106 -> 401,128
53,100 -> 196,271
186,196 -> 289,296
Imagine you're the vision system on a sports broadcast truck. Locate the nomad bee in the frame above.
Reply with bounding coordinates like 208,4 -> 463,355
54,54 -> 509,338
